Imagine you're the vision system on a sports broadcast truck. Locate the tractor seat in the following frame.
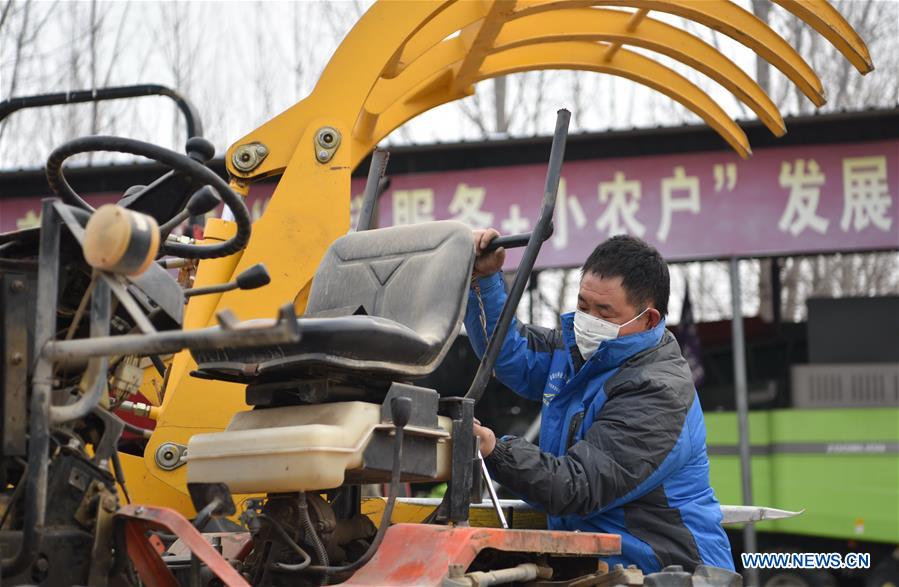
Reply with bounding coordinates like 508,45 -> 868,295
191,221 -> 475,381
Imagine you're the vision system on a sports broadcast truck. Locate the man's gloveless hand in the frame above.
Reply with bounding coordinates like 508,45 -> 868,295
473,419 -> 497,457
472,228 -> 505,278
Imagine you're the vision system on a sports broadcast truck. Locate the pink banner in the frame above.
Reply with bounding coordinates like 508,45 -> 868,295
2,139 -> 896,266
361,139 -> 898,266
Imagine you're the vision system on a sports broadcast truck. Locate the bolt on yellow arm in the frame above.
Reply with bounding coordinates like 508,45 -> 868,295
134,0 -> 873,514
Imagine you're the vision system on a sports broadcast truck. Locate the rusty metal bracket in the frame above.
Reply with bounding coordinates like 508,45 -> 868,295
88,484 -> 119,587
115,504 -> 250,587
1,271 -> 29,457
341,523 -> 621,587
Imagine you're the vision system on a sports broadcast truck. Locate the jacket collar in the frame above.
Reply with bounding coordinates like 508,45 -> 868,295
560,312 -> 667,372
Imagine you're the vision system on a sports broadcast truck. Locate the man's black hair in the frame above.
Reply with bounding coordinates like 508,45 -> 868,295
582,235 -> 670,317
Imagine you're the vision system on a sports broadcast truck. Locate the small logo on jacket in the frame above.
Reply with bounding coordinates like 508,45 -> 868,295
544,371 -> 568,405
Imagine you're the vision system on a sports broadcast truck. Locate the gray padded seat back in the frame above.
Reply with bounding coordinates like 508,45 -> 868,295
191,221 -> 475,381
306,220 -> 474,349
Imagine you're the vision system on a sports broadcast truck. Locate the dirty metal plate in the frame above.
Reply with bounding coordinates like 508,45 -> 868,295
342,523 -> 621,587
2,272 -> 29,457
116,504 -> 250,587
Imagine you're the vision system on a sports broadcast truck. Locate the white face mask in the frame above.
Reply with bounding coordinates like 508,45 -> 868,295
573,307 -> 649,360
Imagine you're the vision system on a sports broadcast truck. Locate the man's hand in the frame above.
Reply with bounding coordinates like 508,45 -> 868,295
473,419 -> 496,457
472,228 -> 505,278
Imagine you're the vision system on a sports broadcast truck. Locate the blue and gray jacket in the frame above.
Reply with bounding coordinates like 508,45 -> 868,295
465,272 -> 734,573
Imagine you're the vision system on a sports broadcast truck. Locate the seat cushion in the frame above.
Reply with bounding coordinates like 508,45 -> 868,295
192,315 -> 434,380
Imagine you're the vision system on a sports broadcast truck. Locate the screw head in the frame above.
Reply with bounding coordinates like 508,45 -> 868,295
232,143 -> 268,172
314,127 -> 341,163
10,280 -> 25,292
155,442 -> 185,470
10,353 -> 23,365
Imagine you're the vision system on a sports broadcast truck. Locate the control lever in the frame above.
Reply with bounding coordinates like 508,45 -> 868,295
183,263 -> 271,298
159,185 -> 222,236
484,222 -> 554,252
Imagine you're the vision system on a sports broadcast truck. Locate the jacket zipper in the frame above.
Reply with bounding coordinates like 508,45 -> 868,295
565,410 -> 585,450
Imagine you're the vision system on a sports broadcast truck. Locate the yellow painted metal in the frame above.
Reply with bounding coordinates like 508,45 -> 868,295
451,1 -> 517,94
494,9 -> 786,136
368,39 -> 752,157
481,43 -> 752,156
772,0 -> 873,74
127,0 -> 873,514
516,0 -> 826,106
361,498 -> 548,529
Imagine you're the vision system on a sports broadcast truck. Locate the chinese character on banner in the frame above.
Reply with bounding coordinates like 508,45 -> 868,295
596,172 -> 645,237
552,177 -> 587,250
16,210 -> 41,230
841,156 -> 893,232
657,166 -> 701,242
448,183 -> 493,228
777,159 -> 828,236
392,188 -> 435,225
501,204 -> 530,234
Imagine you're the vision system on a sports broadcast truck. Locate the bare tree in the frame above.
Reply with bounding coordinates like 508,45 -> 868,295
0,0 -> 57,143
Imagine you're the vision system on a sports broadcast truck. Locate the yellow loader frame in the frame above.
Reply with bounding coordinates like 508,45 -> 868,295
119,0 -> 873,515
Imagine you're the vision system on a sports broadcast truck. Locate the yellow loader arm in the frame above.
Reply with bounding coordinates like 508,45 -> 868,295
125,0 -> 872,514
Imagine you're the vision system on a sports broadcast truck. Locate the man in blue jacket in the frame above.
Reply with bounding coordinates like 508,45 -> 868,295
468,229 -> 734,574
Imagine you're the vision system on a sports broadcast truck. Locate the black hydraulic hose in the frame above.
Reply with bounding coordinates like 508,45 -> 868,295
298,495 -> 329,567
110,451 -> 131,504
45,135 -> 251,259
257,514 -> 312,572
0,84 -> 203,140
464,109 -> 570,404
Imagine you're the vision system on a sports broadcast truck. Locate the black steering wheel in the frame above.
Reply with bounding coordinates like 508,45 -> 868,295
45,135 -> 252,260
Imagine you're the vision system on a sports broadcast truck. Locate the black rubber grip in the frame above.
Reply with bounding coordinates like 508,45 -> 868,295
484,222 -> 554,252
